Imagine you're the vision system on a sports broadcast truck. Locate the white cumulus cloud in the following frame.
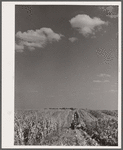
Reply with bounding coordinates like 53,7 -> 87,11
93,80 -> 102,83
110,89 -> 117,93
69,37 -> 78,42
15,28 -> 63,52
93,80 -> 110,83
103,80 -> 110,83
69,14 -> 108,37
97,73 -> 111,77
15,43 -> 24,52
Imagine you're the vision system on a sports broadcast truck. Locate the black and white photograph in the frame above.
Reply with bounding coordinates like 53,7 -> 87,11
2,1 -> 122,149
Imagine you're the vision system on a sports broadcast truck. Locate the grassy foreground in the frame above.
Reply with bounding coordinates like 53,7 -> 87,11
14,108 -> 118,146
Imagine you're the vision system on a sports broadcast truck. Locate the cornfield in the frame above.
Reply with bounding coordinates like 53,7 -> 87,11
14,108 -> 118,146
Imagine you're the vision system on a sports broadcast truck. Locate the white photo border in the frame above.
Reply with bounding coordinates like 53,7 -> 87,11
2,1 -> 122,149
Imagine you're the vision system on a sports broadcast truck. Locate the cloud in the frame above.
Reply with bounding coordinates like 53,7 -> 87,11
15,28 -> 63,52
97,73 -> 111,77
93,80 -> 102,83
93,80 -> 110,83
46,95 -> 55,98
110,89 -> 117,93
107,14 -> 118,19
103,80 -> 110,83
69,37 -> 78,42
15,43 -> 24,52
99,6 -> 118,19
69,14 -> 108,37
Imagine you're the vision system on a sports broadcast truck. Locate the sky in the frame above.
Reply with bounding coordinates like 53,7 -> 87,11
15,5 -> 118,110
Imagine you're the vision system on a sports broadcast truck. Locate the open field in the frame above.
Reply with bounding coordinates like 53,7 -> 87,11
14,108 -> 118,146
